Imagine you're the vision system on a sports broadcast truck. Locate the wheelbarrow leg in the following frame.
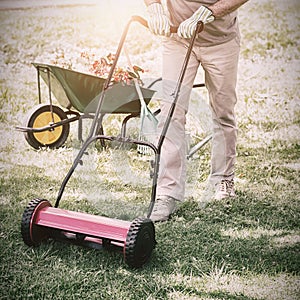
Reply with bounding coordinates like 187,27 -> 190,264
95,113 -> 106,148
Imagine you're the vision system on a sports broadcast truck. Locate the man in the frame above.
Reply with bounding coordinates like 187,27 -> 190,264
145,0 -> 249,222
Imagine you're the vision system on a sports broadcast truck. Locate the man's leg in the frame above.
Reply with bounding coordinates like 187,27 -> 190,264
157,36 -> 200,201
197,37 -> 240,198
150,36 -> 199,221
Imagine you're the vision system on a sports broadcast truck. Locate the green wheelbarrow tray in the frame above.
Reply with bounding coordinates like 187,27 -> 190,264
33,63 -> 155,114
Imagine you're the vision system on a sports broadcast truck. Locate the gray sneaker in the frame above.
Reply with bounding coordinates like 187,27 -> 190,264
215,179 -> 235,200
150,196 -> 176,222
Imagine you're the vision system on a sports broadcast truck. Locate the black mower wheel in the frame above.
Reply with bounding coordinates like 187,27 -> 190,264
21,198 -> 51,247
124,217 -> 156,268
25,104 -> 70,149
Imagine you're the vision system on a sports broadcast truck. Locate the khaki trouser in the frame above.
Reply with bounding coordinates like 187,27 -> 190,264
156,35 -> 240,201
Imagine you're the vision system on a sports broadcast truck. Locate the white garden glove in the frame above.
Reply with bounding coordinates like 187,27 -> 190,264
178,5 -> 215,38
147,3 -> 170,36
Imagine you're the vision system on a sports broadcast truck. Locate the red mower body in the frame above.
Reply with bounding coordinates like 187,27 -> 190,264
21,199 -> 156,268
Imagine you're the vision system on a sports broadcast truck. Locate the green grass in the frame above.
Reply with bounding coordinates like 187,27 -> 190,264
0,141 -> 299,299
0,145 -> 299,299
1,0 -> 300,299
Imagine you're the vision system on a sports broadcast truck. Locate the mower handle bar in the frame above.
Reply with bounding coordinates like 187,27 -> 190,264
131,15 -> 179,33
55,14 -> 203,209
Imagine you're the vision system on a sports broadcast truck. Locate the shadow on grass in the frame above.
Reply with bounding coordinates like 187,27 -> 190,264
153,190 -> 300,276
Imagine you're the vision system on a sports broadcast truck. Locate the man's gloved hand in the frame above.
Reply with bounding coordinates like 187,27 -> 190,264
147,3 -> 170,36
178,5 -> 215,38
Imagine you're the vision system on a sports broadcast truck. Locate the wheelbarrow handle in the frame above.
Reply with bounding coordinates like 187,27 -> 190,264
131,15 -> 179,34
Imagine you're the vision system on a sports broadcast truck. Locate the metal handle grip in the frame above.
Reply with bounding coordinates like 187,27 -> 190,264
131,15 -> 178,33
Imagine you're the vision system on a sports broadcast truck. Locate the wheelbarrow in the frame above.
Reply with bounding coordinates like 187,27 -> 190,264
20,16 -> 204,268
16,61 -> 154,149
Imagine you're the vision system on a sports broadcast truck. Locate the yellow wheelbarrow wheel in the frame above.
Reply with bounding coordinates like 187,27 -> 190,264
25,104 -> 70,149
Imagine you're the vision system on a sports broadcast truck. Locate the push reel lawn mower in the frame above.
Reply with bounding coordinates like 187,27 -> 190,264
20,16 -> 204,268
